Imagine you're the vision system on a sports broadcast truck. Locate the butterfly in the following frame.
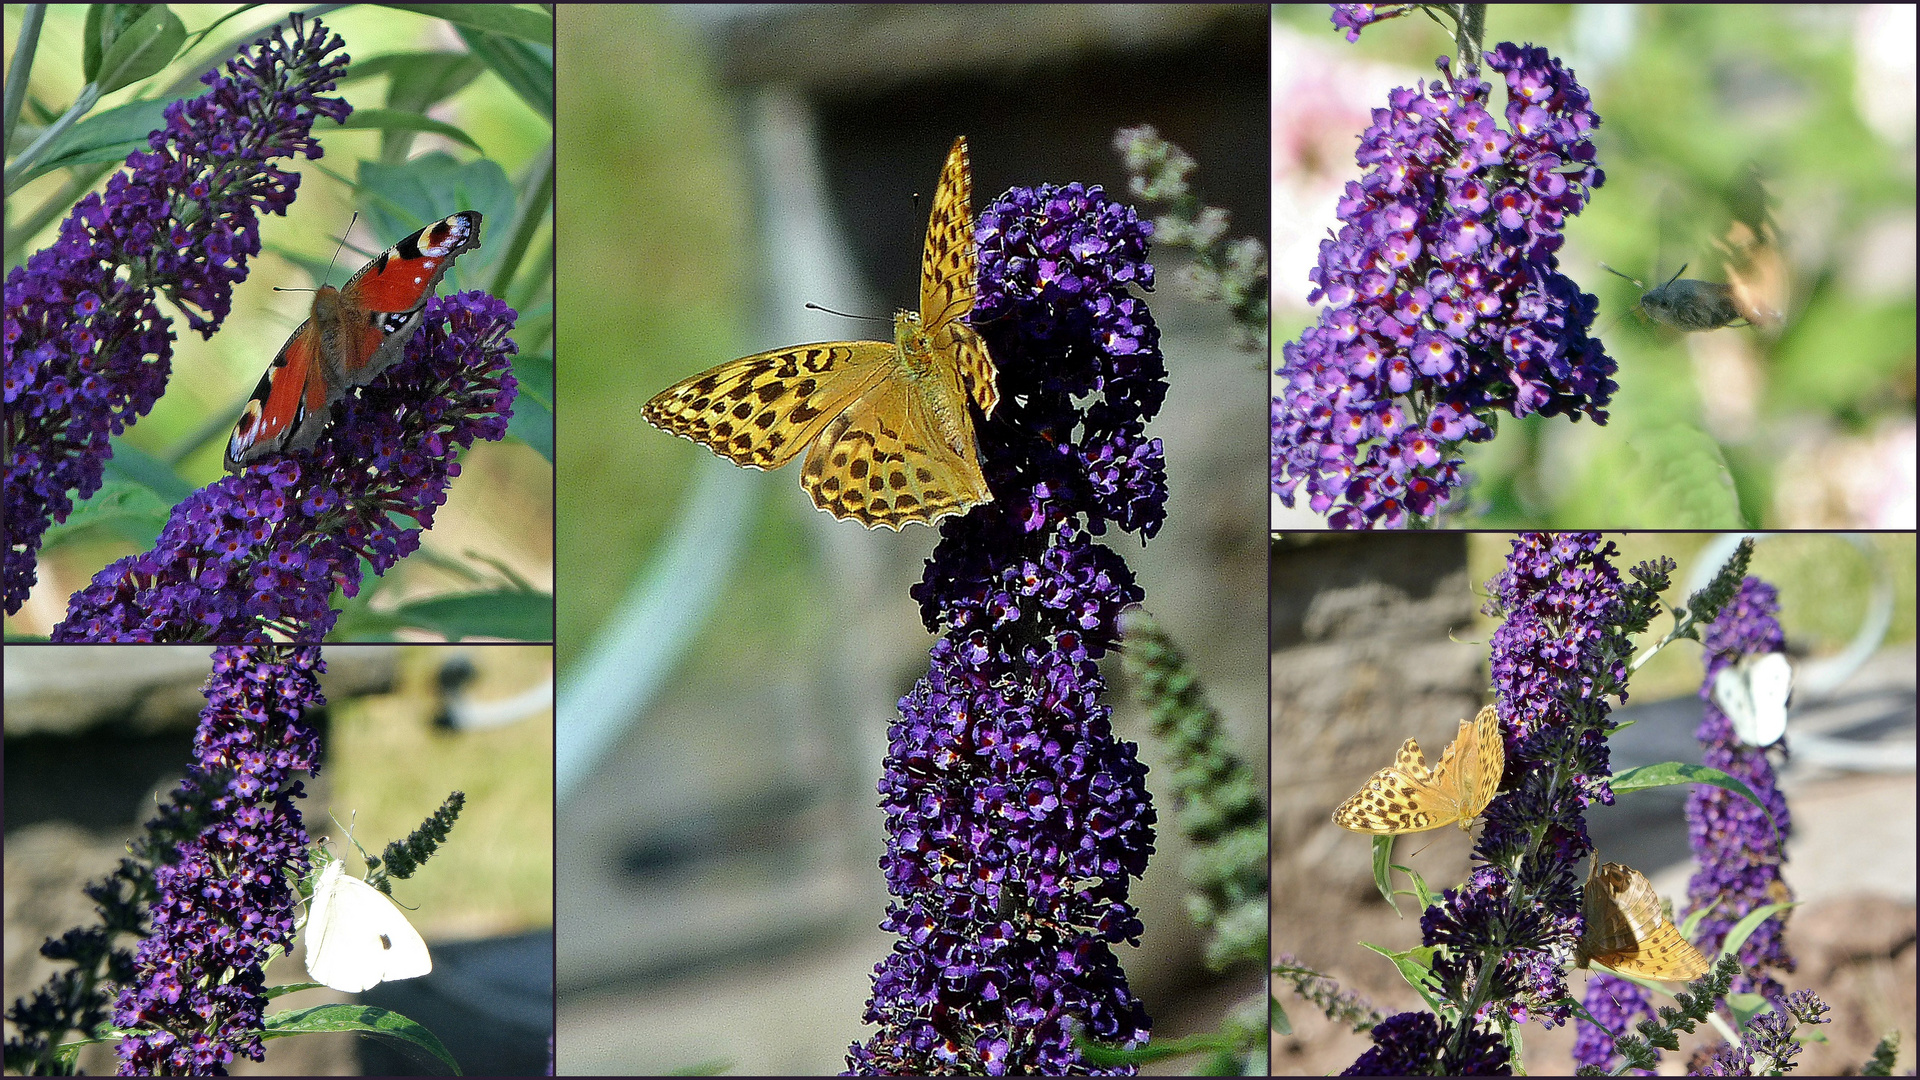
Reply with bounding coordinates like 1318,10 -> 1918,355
1332,705 -> 1504,834
302,857 -> 432,994
643,136 -> 999,530
225,211 -> 484,472
1577,856 -> 1712,982
1712,651 -> 1791,747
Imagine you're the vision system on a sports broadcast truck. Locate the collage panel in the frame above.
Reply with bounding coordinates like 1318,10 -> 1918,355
1270,5 -> 1916,530
555,4 -> 1267,1074
1269,532 -> 1915,1074
4,5 -> 554,644
2,643 -> 554,1074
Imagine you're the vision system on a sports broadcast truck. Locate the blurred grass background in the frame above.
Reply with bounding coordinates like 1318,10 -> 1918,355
1271,4 -> 1916,528
2,5 -> 554,637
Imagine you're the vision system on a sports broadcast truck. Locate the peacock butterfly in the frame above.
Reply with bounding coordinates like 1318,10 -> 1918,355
224,211 -> 483,472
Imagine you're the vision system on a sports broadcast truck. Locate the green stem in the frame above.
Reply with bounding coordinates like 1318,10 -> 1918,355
3,80 -> 100,192
2,3 -> 45,154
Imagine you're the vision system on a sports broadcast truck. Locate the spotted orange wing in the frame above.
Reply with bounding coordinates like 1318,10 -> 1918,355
1332,706 -> 1504,834
643,137 -> 998,530
1578,858 -> 1713,982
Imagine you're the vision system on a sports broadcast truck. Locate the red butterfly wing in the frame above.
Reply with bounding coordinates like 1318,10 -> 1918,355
224,212 -> 484,472
224,317 -> 330,468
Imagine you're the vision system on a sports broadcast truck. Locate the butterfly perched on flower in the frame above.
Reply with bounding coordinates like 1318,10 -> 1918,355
1577,856 -> 1712,982
643,136 -> 999,530
1332,705 -> 1504,834
225,211 -> 483,472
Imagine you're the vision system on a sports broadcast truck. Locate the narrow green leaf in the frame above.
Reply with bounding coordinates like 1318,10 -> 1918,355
380,4 -> 554,45
1360,941 -> 1446,1015
14,97 -> 171,185
1609,762 -> 1781,840
1370,834 -> 1396,908
95,5 -> 186,95
265,1003 -> 461,1075
1718,900 -> 1795,959
455,25 -> 552,122
336,108 -> 484,153
388,590 -> 553,641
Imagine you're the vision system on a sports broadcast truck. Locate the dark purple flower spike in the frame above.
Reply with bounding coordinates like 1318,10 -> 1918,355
846,180 -> 1163,1076
4,15 -> 350,614
113,646 -> 326,1075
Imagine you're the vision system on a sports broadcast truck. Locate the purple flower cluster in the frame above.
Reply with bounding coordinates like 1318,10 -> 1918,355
1688,578 -> 1794,990
1328,4 -> 1412,42
847,183 -> 1163,1075
113,646 -> 325,1075
52,292 -> 517,641
1570,974 -> 1652,1071
1272,43 -> 1613,527
1353,535 -> 1672,1073
3,15 -> 349,614
1343,1010 -> 1510,1075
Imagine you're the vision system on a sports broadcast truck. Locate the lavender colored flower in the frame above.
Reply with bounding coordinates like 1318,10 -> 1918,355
3,15 -> 350,614
1685,576 -> 1794,995
53,292 -> 517,641
1329,4 -> 1414,42
847,181 -> 1162,1075
1571,973 -> 1653,1073
1272,43 -> 1613,527
114,646 -> 325,1075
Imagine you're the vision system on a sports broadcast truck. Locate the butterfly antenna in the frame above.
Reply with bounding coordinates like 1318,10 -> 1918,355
1598,262 -> 1644,288
1662,263 -> 1688,288
321,209 -> 360,285
803,302 -> 890,326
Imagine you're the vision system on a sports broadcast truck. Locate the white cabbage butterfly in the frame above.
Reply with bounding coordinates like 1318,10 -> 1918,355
1712,651 -> 1792,747
303,858 -> 432,993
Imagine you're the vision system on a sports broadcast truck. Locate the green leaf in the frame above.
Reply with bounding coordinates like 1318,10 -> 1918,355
94,5 -> 186,95
1597,422 -> 1744,527
456,25 -> 553,122
1718,900 -> 1795,959
1393,863 -> 1437,911
103,437 -> 194,502
1370,834 -> 1396,907
1270,990 -> 1292,1036
380,4 -> 554,45
336,108 -> 484,153
14,97 -> 171,185
507,351 -> 553,461
344,51 -> 486,109
1725,992 -> 1772,1030
40,480 -> 170,549
387,590 -> 553,641
265,1003 -> 461,1074
83,5 -> 151,83
1360,941 -> 1446,1015
1609,761 -> 1782,840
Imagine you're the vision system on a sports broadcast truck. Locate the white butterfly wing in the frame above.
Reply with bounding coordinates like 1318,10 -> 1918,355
305,860 -> 433,993
1714,652 -> 1790,747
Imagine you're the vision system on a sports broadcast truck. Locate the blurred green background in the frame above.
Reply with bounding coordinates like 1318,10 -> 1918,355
1271,4 -> 1916,528
558,4 -> 1268,1074
2,4 -> 554,639
1467,532 -> 1916,701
